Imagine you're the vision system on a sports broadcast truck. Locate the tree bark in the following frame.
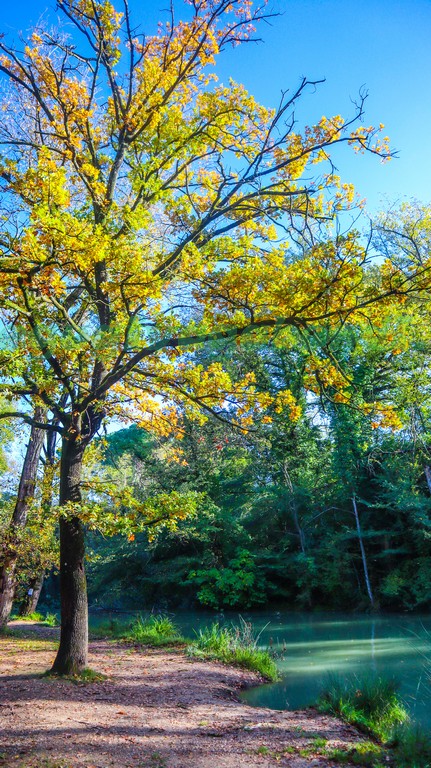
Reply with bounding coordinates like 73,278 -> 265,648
18,572 -> 45,616
19,428 -> 58,617
51,438 -> 88,674
0,407 -> 45,628
352,495 -> 374,608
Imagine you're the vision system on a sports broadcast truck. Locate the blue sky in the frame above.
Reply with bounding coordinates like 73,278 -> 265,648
1,0 -> 430,216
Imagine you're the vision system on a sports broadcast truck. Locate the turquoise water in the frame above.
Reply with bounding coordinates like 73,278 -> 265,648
91,610 -> 431,728
237,613 -> 431,728
180,611 -> 431,727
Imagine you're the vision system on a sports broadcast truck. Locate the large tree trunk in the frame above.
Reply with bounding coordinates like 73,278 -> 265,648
51,438 -> 88,675
0,408 -> 45,628
18,572 -> 45,616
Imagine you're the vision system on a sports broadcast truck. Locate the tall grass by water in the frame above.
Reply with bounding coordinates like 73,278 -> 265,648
317,674 -> 408,741
317,673 -> 431,768
187,617 -> 278,681
126,614 -> 183,646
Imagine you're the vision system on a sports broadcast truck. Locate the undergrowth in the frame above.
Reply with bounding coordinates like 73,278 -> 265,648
187,618 -> 278,681
317,673 -> 408,741
125,614 -> 184,647
317,674 -> 431,768
389,721 -> 431,768
89,615 -> 132,639
11,611 -> 59,626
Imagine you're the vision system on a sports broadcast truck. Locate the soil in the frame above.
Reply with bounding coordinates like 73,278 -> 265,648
0,621 -> 368,768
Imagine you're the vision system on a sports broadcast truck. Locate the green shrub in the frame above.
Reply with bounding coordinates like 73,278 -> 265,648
187,618 -> 278,681
11,611 -> 59,626
317,674 -> 409,741
188,548 -> 267,609
126,614 -> 183,647
43,612 -> 60,627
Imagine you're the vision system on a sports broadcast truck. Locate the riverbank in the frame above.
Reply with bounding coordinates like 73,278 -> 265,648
0,621 -> 377,768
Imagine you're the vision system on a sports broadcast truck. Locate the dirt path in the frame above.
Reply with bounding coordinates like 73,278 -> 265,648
0,622 -> 366,768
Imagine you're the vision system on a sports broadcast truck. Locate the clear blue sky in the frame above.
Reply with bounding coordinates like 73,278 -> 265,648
2,0 -> 430,215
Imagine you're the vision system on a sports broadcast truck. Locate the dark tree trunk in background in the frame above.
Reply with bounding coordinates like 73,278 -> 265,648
352,495 -> 374,608
51,438 -> 88,674
0,408 -> 45,628
19,573 -> 44,616
19,428 -> 58,617
283,462 -> 306,554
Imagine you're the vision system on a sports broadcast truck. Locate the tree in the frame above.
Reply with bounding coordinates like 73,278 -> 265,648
0,0 -> 400,672
18,427 -> 59,617
0,408 -> 45,626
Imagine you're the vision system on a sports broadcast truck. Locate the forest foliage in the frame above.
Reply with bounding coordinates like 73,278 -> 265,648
80,301 -> 431,614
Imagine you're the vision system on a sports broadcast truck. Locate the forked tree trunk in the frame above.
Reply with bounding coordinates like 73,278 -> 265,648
19,573 -> 45,616
0,408 -> 45,628
51,438 -> 88,674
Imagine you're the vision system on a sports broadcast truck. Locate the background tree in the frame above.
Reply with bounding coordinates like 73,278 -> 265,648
0,0 -> 402,672
0,408 -> 45,626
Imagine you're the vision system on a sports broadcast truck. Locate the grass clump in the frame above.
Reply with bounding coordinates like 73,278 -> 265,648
126,614 -> 183,647
326,741 -> 385,767
389,722 -> 431,768
43,612 -> 60,626
316,674 -> 431,767
317,674 -> 408,741
187,618 -> 278,681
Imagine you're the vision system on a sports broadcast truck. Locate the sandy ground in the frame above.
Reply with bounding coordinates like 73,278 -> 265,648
0,621 -> 369,768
